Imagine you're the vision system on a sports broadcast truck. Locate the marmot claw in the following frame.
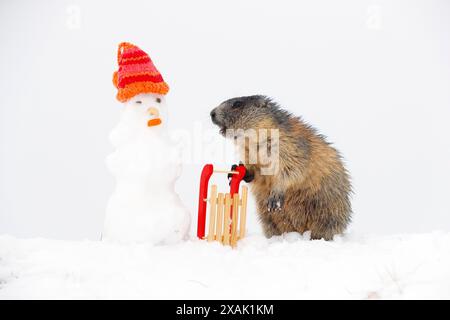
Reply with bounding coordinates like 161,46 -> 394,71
228,164 -> 238,184
267,193 -> 284,212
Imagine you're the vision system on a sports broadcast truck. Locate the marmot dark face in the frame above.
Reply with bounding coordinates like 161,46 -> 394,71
210,95 -> 275,135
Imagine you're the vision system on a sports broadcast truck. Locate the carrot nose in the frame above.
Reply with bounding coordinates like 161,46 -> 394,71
147,107 -> 161,127
147,107 -> 159,117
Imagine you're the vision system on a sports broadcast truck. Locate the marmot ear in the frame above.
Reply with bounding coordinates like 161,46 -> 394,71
256,95 -> 269,107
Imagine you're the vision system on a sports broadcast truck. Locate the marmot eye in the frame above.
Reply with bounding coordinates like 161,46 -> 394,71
135,100 -> 142,104
232,101 -> 243,108
156,98 -> 161,103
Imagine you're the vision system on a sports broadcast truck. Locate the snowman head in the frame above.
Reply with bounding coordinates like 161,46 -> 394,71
124,93 -> 169,129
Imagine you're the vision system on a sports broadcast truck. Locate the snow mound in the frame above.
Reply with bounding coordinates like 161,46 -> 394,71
0,232 -> 449,299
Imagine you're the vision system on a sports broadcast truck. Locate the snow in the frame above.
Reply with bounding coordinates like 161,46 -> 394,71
1,232 -> 449,299
103,93 -> 190,244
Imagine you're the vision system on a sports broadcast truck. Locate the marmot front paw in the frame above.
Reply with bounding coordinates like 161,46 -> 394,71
228,164 -> 255,183
267,192 -> 284,212
243,168 -> 254,183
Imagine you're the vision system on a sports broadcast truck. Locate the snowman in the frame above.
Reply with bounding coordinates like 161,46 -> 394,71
103,42 -> 190,244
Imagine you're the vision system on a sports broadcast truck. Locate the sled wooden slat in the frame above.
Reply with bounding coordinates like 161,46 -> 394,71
223,194 -> 231,245
239,186 -> 248,239
215,193 -> 224,242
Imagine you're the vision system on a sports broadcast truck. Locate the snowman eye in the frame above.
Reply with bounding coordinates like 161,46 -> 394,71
135,100 -> 142,104
156,98 -> 161,103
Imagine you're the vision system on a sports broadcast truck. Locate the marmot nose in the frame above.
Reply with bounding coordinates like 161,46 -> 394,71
210,110 -> 216,120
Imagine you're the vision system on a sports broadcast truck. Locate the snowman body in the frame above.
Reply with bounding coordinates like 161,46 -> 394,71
103,93 -> 190,244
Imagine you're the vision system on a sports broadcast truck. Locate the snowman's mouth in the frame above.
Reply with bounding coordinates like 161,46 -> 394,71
147,107 -> 161,127
148,118 -> 162,127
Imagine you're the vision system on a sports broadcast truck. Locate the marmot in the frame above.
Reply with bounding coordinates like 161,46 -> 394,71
210,95 -> 352,240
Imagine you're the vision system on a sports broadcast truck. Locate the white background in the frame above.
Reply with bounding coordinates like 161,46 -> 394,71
1,0 -> 449,240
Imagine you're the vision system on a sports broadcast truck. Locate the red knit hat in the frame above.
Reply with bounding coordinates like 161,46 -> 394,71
113,42 -> 169,102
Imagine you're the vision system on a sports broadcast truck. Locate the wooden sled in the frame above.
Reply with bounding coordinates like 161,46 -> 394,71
197,164 -> 248,248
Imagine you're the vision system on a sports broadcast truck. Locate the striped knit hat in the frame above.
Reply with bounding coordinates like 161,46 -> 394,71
113,42 -> 169,102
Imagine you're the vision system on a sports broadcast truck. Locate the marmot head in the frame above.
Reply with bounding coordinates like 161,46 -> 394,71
211,95 -> 282,135
210,95 -> 291,136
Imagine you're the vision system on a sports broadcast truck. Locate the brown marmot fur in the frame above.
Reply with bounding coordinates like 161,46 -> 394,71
210,95 -> 352,240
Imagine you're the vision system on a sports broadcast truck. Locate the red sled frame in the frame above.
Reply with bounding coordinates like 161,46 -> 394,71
197,164 -> 246,240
